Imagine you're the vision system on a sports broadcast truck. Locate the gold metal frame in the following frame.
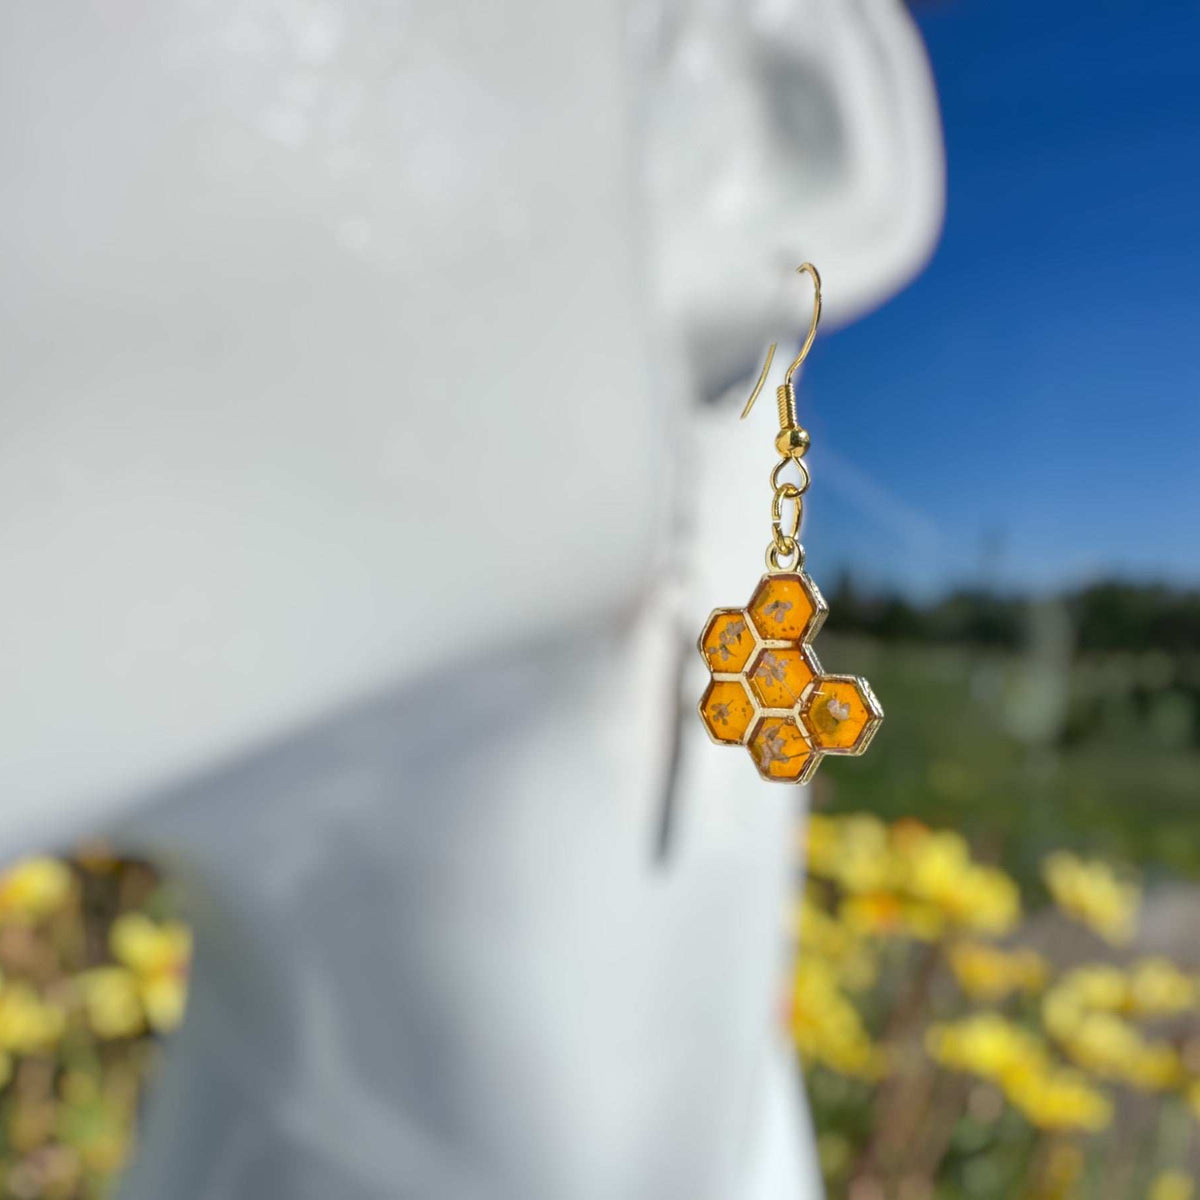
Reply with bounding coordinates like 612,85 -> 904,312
696,262 -> 884,783
697,570 -> 882,784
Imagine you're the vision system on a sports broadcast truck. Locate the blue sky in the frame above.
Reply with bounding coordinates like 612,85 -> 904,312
802,0 -> 1200,598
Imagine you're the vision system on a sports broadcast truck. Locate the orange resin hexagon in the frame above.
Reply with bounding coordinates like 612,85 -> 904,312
747,647 -> 817,710
748,716 -> 815,782
700,610 -> 755,673
700,678 -> 757,745
802,677 -> 881,752
747,573 -> 824,644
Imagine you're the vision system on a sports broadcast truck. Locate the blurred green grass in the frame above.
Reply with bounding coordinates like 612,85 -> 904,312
817,634 -> 1200,888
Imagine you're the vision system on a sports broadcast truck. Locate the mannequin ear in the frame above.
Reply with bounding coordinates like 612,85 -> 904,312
640,0 -> 943,396
749,0 -> 945,318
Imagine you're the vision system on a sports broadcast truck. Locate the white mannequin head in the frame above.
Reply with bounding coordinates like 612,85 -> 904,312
1,5 -> 943,1198
0,0 -> 940,836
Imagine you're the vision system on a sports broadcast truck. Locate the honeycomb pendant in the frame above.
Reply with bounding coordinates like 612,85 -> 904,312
701,263 -> 883,783
698,570 -> 882,784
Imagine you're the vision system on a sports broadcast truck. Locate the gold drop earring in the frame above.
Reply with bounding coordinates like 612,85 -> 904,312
697,264 -> 883,783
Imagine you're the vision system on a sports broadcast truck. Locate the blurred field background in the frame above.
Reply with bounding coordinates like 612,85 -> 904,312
821,583 -> 1200,881
796,582 -> 1200,1200
0,853 -> 188,1199
792,0 -> 1200,1188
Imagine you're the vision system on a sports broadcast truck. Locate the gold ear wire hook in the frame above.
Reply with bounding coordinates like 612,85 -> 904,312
739,263 -> 822,460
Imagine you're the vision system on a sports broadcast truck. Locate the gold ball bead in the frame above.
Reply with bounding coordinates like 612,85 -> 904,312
775,427 -> 811,458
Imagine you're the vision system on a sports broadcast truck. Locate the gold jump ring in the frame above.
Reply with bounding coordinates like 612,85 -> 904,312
766,537 -> 804,573
770,457 -> 810,495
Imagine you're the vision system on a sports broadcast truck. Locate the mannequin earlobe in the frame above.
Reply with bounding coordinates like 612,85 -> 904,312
642,0 -> 944,395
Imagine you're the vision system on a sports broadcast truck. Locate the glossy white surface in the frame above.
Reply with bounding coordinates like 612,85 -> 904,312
1,0 -> 661,834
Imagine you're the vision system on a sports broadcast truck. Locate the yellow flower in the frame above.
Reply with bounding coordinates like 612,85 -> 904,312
903,827 -> 972,898
1123,1042 -> 1185,1091
791,958 -> 885,1080
926,1012 -> 1112,1132
951,865 -> 1022,935
897,826 -> 1020,935
805,816 -> 1020,939
1042,852 -> 1140,945
1150,1171 -> 1195,1200
1044,965 -> 1184,1091
110,913 -> 192,1033
803,815 -> 842,880
927,1012 -> 1044,1085
1042,988 -> 1082,1042
1063,1012 -> 1182,1090
0,979 -> 66,1052
78,967 -> 144,1039
1128,958 -> 1198,1017
794,892 -> 851,957
0,857 -> 72,922
840,891 -> 906,937
1006,1063 -> 1112,1132
816,814 -> 894,894
950,942 -> 1048,1002
837,892 -> 948,942
1062,1011 -> 1141,1074
1060,964 -> 1128,1011
795,896 -> 876,990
